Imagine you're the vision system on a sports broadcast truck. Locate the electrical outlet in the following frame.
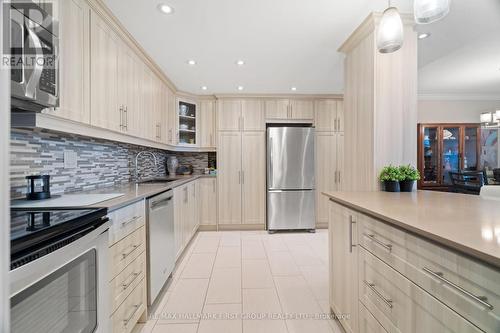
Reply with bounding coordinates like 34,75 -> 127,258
64,151 -> 78,169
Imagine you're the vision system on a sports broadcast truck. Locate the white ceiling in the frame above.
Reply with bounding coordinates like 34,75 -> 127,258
417,0 -> 500,98
103,0 -> 412,95
104,0 -> 499,97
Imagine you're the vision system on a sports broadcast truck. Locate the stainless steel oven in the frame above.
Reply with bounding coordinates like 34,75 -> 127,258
10,1 -> 59,112
9,209 -> 110,333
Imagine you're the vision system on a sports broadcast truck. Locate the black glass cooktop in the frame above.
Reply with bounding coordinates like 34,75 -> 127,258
10,208 -> 108,269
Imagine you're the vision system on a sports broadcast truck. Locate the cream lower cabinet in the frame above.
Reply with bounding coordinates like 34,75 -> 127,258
329,201 -> 358,333
107,200 -> 147,333
316,132 -> 343,226
328,197 -> 497,333
199,177 -> 217,226
173,180 -> 200,260
217,131 -> 266,227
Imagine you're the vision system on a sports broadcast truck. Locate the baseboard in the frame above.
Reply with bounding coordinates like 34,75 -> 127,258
316,222 -> 328,229
218,224 -> 266,231
198,225 -> 217,231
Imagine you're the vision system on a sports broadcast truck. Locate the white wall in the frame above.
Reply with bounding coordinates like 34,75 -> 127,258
418,99 -> 500,123
0,0 -> 10,331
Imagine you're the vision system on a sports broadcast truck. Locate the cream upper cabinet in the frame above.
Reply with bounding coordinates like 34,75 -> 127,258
90,10 -> 120,132
217,132 -> 242,225
290,99 -> 314,120
50,0 -> 90,124
265,99 -> 313,120
242,132 -> 266,225
336,100 -> 344,132
141,67 -> 155,141
166,88 -> 177,145
265,99 -> 289,119
314,99 -> 337,131
199,177 -> 217,226
200,100 -> 216,147
329,202 -> 358,333
241,100 -> 265,131
218,99 -> 241,131
152,76 -> 165,143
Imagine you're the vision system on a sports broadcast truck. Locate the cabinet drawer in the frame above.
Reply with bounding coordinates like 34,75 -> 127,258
359,247 -> 482,333
108,200 -> 145,246
111,278 -> 146,333
109,226 -> 146,279
359,301 -> 388,333
110,253 -> 146,313
358,214 -> 500,332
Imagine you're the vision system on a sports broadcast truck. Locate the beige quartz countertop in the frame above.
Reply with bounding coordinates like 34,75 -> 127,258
85,174 -> 215,211
323,190 -> 500,268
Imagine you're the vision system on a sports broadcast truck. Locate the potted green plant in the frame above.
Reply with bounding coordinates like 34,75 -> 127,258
379,165 -> 403,192
398,165 -> 421,192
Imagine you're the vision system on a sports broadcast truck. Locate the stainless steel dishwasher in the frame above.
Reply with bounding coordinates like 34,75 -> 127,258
146,190 -> 175,306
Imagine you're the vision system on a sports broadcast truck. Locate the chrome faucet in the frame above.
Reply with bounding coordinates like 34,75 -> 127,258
134,151 -> 158,182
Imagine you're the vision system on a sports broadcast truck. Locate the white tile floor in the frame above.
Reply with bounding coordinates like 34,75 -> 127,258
133,230 -> 342,333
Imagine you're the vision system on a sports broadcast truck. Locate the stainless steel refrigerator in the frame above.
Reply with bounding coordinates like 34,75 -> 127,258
267,127 -> 315,232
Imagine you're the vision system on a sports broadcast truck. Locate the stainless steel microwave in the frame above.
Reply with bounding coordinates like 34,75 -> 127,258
10,1 -> 59,112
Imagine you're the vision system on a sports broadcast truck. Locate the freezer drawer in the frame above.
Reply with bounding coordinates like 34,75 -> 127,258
267,190 -> 315,230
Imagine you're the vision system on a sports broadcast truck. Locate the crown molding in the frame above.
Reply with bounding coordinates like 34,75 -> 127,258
418,93 -> 500,101
338,12 -> 414,54
214,93 -> 343,100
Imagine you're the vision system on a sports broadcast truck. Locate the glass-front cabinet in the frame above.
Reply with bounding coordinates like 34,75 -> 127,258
418,124 -> 480,190
177,98 -> 198,146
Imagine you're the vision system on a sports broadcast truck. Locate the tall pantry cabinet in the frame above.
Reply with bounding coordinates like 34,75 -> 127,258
217,99 -> 266,227
315,99 -> 344,227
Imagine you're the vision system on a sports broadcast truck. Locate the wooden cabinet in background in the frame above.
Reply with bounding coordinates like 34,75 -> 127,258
315,99 -> 344,132
200,100 -> 216,148
199,177 -> 217,226
217,131 -> 265,226
265,99 -> 314,121
316,132 -> 344,226
217,99 -> 265,132
417,123 -> 480,190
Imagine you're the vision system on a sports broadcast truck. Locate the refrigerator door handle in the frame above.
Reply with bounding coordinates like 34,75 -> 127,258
269,137 -> 273,187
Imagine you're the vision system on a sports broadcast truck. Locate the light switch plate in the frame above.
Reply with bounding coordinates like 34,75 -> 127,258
64,150 -> 78,169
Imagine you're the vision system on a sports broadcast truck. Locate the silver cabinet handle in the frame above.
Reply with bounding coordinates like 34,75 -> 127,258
119,106 -> 124,130
213,179 -> 216,193
210,133 -> 213,147
122,271 -> 142,290
121,244 -> 139,260
238,171 -> 241,185
242,170 -> 245,184
334,170 -> 338,184
121,216 -> 141,228
123,303 -> 143,326
349,215 -> 356,253
364,280 -> 393,308
363,233 -> 392,252
422,267 -> 494,310
124,106 -> 128,130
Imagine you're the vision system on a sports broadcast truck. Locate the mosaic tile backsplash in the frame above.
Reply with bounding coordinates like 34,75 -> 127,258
10,128 -> 216,199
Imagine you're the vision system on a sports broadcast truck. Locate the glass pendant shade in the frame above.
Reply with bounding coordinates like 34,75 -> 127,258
414,0 -> 450,24
377,7 -> 404,54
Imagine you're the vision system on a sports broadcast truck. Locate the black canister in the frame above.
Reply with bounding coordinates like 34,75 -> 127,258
26,175 -> 51,200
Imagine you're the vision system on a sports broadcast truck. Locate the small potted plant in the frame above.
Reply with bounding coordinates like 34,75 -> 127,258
398,165 -> 421,192
379,165 -> 403,192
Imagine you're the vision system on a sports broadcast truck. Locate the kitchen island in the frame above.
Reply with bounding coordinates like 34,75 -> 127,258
323,190 -> 500,333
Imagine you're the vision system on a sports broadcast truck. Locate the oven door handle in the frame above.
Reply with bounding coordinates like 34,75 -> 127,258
25,22 -> 44,99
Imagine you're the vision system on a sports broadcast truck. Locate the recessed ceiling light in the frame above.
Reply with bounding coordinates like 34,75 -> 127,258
187,60 -> 196,65
157,4 -> 174,14
291,87 -> 297,91
237,86 -> 244,91
418,32 -> 431,40
201,86 -> 208,91
236,60 -> 245,66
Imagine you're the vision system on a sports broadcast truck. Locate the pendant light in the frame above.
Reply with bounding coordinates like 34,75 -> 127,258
377,1 -> 404,54
414,0 -> 450,24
